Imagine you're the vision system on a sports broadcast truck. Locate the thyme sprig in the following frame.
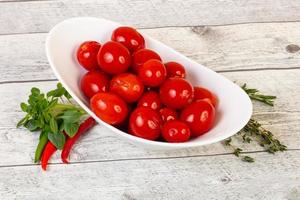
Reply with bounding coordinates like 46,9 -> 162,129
223,83 -> 286,163
223,138 -> 253,163
242,119 -> 287,153
241,83 -> 276,106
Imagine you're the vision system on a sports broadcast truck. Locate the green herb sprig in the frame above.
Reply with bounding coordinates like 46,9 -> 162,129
17,83 -> 87,162
242,119 -> 287,153
223,83 -> 286,162
223,138 -> 254,163
241,83 -> 276,106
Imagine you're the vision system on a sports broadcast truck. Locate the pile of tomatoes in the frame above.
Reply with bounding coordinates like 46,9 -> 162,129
76,26 -> 218,143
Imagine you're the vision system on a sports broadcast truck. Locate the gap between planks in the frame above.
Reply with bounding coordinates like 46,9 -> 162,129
0,149 -> 299,169
0,67 -> 299,85
1,20 -> 300,36
0,0 -> 53,3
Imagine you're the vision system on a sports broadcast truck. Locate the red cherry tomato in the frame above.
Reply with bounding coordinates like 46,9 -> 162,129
77,41 -> 101,71
90,92 -> 128,125
180,100 -> 215,137
129,107 -> 162,140
138,59 -> 167,87
137,91 -> 161,111
159,78 -> 194,109
159,107 -> 178,122
165,62 -> 186,78
194,86 -> 218,107
111,26 -> 145,53
97,41 -> 131,75
80,71 -> 109,98
131,49 -> 162,73
110,73 -> 144,103
162,120 -> 191,143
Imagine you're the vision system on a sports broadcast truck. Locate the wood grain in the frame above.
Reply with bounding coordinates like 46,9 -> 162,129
1,0 -> 300,34
1,22 -> 300,83
1,2 -> 300,198
0,151 -> 299,200
0,69 -> 298,166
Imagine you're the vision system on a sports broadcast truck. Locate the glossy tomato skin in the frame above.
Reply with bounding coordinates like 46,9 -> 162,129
138,59 -> 167,87
80,71 -> 109,98
129,107 -> 162,140
137,91 -> 161,111
77,41 -> 101,71
90,92 -> 128,125
110,73 -> 144,103
97,41 -> 131,75
180,100 -> 215,137
131,49 -> 162,73
111,26 -> 145,53
159,107 -> 178,122
194,86 -> 218,107
162,120 -> 191,143
159,78 -> 194,109
165,62 -> 186,78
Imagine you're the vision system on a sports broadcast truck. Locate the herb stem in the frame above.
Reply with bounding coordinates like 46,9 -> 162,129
51,104 -> 86,116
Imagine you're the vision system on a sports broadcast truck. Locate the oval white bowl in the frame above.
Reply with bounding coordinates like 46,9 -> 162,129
45,17 -> 252,150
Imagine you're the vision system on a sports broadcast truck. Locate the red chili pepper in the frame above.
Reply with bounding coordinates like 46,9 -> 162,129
41,141 -> 57,171
61,117 -> 96,163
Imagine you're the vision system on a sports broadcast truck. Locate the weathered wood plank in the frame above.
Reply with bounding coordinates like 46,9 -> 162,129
0,151 -> 299,200
1,0 -> 300,34
1,22 -> 300,82
0,69 -> 298,166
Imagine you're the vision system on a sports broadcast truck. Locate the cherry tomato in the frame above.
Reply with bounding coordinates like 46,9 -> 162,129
180,100 -> 215,137
90,92 -> 128,125
110,73 -> 144,103
138,59 -> 167,87
80,71 -> 109,98
137,91 -> 161,111
159,78 -> 194,109
131,49 -> 162,73
129,107 -> 162,140
159,107 -> 178,122
165,62 -> 186,78
194,86 -> 218,107
111,26 -> 145,53
77,41 -> 101,71
162,120 -> 191,143
97,41 -> 131,75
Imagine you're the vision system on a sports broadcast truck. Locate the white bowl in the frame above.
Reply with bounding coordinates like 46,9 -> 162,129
46,17 -> 252,150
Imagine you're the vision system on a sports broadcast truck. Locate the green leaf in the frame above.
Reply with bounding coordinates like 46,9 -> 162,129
24,119 -> 38,131
49,117 -> 58,134
64,122 -> 79,137
224,138 -> 232,146
63,88 -> 72,99
31,87 -> 40,95
233,148 -> 242,157
57,83 -> 63,88
242,156 -> 255,163
64,91 -> 72,99
47,83 -> 66,98
17,116 -> 29,127
46,90 -> 55,98
20,103 -> 28,112
58,110 -> 82,124
48,132 -> 65,150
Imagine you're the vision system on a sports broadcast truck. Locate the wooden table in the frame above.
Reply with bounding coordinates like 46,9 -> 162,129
0,1 -> 300,199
